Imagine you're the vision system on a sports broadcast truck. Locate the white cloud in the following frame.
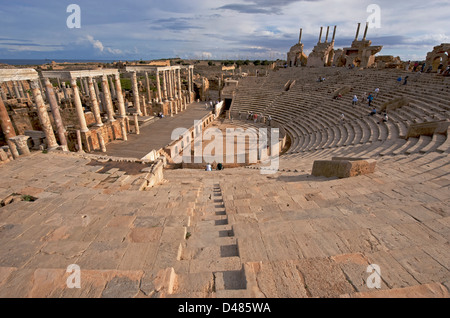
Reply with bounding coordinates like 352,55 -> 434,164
86,35 -> 104,52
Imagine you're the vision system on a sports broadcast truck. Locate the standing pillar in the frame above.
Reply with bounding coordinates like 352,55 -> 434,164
145,72 -> 152,102
318,26 -> 323,44
162,70 -> 168,102
141,95 -> 147,116
134,113 -> 140,135
83,78 -> 90,97
101,75 -> 116,122
325,26 -> 330,43
131,72 -> 142,116
0,87 -> 7,101
76,130 -> 84,152
120,119 -> 128,141
156,70 -> 162,103
0,93 -> 17,147
44,78 -> 69,151
93,78 -> 103,112
114,73 -> 126,118
188,68 -> 192,103
355,23 -> 361,41
6,84 -> 13,99
332,25 -> 337,43
30,80 -> 59,150
70,78 -> 89,133
97,131 -> 106,152
108,76 -> 116,99
177,69 -> 182,104
87,77 -> 103,127
363,22 -> 369,41
13,82 -> 21,99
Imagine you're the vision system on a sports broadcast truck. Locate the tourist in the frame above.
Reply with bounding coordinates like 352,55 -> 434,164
383,112 -> 388,122
397,76 -> 402,85
206,163 -> 212,171
217,163 -> 223,171
403,76 -> 409,85
268,115 -> 272,126
253,113 -> 258,123
367,93 -> 374,107
369,108 -> 377,116
341,113 -> 345,122
426,65 -> 433,73
437,63 -> 444,74
421,63 -> 426,73
352,95 -> 358,105
205,103 -> 208,109
405,60 -> 411,71
374,87 -> 380,98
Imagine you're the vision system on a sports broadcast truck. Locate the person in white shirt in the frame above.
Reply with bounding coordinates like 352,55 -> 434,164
352,95 -> 358,105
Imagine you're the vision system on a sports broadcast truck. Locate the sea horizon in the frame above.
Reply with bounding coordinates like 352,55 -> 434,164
0,59 -> 122,66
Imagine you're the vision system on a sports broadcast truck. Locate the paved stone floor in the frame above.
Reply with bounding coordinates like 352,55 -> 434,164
0,149 -> 449,298
105,102 -> 212,159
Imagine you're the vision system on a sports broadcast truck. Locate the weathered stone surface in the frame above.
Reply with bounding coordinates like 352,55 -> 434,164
312,158 -> 377,178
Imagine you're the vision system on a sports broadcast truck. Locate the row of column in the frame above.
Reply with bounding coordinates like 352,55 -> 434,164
69,74 -> 126,132
0,78 -> 64,157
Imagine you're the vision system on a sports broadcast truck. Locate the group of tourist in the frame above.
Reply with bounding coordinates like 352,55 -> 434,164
205,162 -> 223,171
236,111 -> 272,126
205,100 -> 221,110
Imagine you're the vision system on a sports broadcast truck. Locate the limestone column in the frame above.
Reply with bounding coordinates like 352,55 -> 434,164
131,72 -> 142,116
156,70 -> 162,103
30,80 -> 59,150
355,23 -> 361,41
70,78 -> 89,133
325,26 -> 330,43
76,130 -> 84,152
93,78 -> 103,112
44,78 -> 68,151
108,76 -> 116,99
114,73 -> 126,118
97,131 -> 106,152
162,70 -> 168,102
83,78 -> 90,97
188,68 -> 192,103
141,95 -> 147,116
318,27 -> 323,44
177,69 -> 182,103
120,120 -> 128,141
13,82 -> 21,99
134,113 -> 140,135
363,22 -> 369,41
6,84 -> 13,99
101,75 -> 116,122
87,77 -> 103,127
0,87 -> 7,101
0,94 -> 16,141
145,72 -> 152,102
332,26 -> 337,43
299,28 -> 303,44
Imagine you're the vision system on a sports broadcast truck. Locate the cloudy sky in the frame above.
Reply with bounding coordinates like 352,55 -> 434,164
0,0 -> 448,61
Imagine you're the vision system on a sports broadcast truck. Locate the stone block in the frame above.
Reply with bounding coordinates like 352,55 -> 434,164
311,158 -> 376,178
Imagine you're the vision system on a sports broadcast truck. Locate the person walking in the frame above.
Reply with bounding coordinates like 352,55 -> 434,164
374,87 -> 380,98
403,76 -> 409,85
367,93 -> 374,107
